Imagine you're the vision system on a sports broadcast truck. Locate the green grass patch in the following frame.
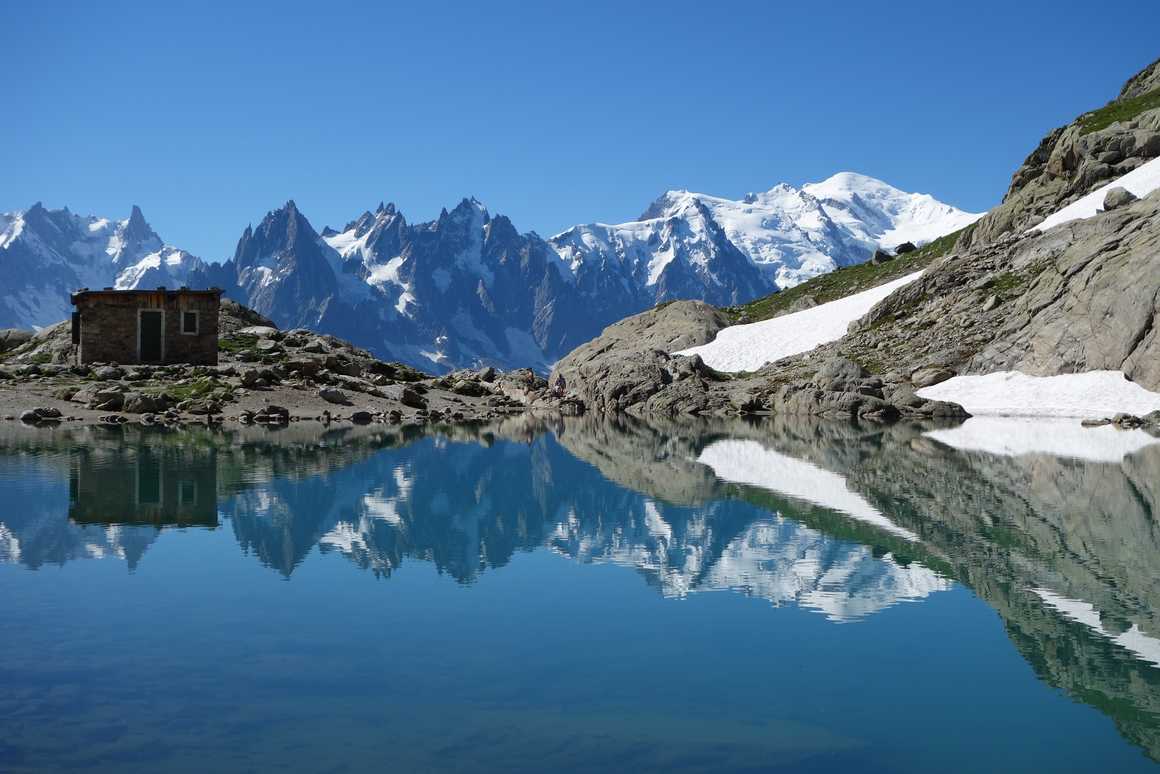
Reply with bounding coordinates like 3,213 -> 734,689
990,271 -> 1025,294
218,333 -> 259,354
722,225 -> 971,325
152,376 -> 235,404
1078,86 -> 1160,135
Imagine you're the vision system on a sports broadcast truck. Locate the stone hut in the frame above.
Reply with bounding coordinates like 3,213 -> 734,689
70,287 -> 222,365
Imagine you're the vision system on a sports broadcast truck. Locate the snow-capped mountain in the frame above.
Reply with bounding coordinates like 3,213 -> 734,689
0,203 -> 205,329
553,172 -> 982,291
192,198 -> 583,372
1,172 -> 977,371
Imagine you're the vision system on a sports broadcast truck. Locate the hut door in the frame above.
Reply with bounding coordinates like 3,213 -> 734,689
139,310 -> 164,363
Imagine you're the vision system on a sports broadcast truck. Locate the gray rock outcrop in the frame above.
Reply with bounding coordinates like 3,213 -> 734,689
0,329 -> 33,353
961,57 -> 1160,249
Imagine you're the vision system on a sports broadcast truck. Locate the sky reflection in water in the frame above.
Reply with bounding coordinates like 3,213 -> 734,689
0,416 -> 1157,773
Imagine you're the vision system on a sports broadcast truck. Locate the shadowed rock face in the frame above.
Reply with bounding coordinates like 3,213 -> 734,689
548,300 -> 734,416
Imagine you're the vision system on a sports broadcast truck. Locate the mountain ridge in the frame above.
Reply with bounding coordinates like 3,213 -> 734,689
1,171 -> 977,371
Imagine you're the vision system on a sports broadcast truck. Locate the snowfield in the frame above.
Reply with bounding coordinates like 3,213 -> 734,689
802,171 -> 981,253
916,370 -> 1160,418
675,271 -> 922,372
552,172 -> 980,291
924,416 -> 1160,463
1032,156 -> 1160,233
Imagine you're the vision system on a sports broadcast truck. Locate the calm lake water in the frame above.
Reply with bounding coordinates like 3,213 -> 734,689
1,416 -> 1158,773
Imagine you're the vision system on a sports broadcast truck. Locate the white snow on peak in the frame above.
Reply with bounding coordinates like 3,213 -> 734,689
0,204 -> 207,328
1031,156 -> 1160,233
0,212 -> 23,250
924,416 -> 1160,463
676,271 -> 923,372
804,172 -> 982,252
553,172 -> 980,291
916,370 -> 1160,418
113,246 -> 202,290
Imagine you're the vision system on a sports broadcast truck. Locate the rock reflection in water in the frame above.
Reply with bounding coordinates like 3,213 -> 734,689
1,413 -> 1159,761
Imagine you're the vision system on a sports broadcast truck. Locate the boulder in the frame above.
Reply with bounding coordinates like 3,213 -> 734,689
284,358 -> 325,377
255,404 -> 290,423
451,379 -> 488,397
93,391 -> 126,411
93,366 -> 124,381
894,242 -> 917,254
870,249 -> 894,265
122,392 -> 168,414
813,357 -> 868,392
318,386 -> 350,405
187,400 -> 221,416
325,356 -> 363,377
350,410 -> 374,425
787,295 -> 818,314
1112,412 -> 1144,428
0,329 -> 33,352
20,407 -> 62,424
301,338 -> 328,354
399,386 -> 427,410
773,384 -> 900,420
549,300 -> 730,415
1102,186 -> 1137,211
238,325 -> 281,339
910,366 -> 955,388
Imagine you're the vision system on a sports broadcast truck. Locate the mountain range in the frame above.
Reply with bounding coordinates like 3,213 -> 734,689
0,173 -> 979,371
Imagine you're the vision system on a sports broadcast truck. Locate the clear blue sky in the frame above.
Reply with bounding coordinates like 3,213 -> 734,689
2,0 -> 1156,261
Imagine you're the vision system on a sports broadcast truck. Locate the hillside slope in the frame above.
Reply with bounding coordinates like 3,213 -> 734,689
549,56 -> 1160,420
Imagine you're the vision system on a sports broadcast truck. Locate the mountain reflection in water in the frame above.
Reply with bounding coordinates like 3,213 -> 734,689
0,414 -> 1158,768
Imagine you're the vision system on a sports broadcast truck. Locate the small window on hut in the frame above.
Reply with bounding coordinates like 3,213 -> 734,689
181,311 -> 199,335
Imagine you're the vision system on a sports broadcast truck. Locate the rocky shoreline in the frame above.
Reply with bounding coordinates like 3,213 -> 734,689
0,301 -> 571,429
5,59 -> 1159,430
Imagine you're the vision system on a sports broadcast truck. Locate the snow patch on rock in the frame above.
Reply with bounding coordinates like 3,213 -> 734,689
676,271 -> 923,372
916,370 -> 1160,418
1031,156 -> 1160,233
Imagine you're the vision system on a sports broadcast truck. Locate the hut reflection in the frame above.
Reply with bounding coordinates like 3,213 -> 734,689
69,443 -> 218,528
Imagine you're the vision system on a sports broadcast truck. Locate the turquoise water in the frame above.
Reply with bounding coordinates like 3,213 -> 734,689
0,417 -> 1157,772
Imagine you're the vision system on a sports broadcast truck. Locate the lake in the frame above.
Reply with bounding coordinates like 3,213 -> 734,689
1,415 -> 1158,772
